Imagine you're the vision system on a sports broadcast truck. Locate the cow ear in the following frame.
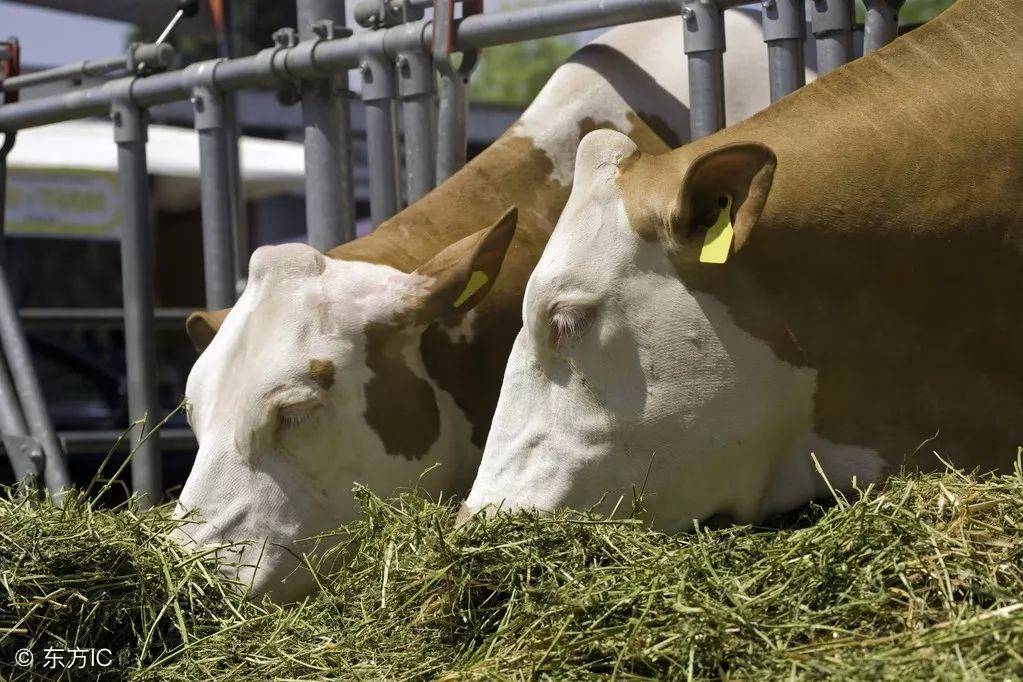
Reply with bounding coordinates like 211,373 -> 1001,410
186,308 -> 230,352
665,142 -> 776,257
407,207 -> 518,324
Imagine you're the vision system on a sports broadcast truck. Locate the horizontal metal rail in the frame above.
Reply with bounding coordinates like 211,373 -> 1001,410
1,56 -> 128,91
60,427 -> 196,455
18,307 -> 191,329
0,0 -> 685,132
0,43 -> 174,93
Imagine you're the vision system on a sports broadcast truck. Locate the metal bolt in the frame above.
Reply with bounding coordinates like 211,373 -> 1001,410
762,0 -> 776,8
359,61 -> 371,76
681,6 -> 694,21
395,54 -> 409,70
272,27 -> 298,49
311,20 -> 333,41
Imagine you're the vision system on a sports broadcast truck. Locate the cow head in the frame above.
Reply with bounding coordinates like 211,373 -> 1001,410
174,208 -> 517,602
462,130 -> 833,528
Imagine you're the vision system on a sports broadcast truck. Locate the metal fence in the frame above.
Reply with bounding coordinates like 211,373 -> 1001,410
0,0 -> 908,506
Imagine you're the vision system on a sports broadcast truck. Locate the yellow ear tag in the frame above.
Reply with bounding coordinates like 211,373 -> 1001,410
699,195 -> 734,265
453,270 -> 489,308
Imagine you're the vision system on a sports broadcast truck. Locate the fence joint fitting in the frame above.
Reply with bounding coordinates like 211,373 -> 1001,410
107,79 -> 147,144
183,60 -> 226,131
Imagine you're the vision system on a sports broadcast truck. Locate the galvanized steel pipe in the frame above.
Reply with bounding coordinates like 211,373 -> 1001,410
397,45 -> 436,203
682,0 -> 726,140
297,0 -> 357,250
0,43 -> 174,93
110,88 -> 163,507
0,354 -> 38,482
0,0 -> 691,133
810,0 -> 854,75
761,0 -> 805,102
863,0 -> 906,53
0,273 -> 71,499
361,32 -> 402,226
435,73 -> 468,184
187,62 -> 239,311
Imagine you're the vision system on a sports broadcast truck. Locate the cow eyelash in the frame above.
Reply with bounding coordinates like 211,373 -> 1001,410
548,306 -> 595,348
279,411 -> 307,426
277,401 -> 321,428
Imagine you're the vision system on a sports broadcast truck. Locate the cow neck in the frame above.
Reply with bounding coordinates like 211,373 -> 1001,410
327,132 -> 572,273
662,0 -> 1023,471
686,0 -> 1023,246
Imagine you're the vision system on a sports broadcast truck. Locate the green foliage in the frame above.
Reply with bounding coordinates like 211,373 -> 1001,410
858,0 -> 957,24
2,464 -> 1023,679
469,37 -> 577,107
900,0 -> 957,24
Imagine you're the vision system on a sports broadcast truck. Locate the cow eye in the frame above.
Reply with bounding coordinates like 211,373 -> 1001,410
548,306 -> 595,349
277,399 -> 322,429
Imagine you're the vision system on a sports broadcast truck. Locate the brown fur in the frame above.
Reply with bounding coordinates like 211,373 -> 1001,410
186,309 -> 230,352
186,94 -> 683,455
360,210 -> 520,457
621,0 -> 1023,472
333,115 -> 676,452
362,322 -> 440,460
309,359 -> 335,391
410,207 -> 518,323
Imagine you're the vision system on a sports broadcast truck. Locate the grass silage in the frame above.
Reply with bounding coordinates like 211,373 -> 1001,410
2,461 -> 1023,680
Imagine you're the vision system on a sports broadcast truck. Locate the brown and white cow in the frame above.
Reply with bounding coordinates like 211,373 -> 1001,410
174,11 -> 797,601
463,0 -> 1023,530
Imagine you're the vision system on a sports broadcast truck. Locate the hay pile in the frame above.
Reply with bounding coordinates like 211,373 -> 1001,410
2,464 -> 1023,680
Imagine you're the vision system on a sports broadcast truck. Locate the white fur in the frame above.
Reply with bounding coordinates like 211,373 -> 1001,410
176,245 -> 476,601
176,11 -> 812,600
464,131 -> 885,529
514,10 -> 816,185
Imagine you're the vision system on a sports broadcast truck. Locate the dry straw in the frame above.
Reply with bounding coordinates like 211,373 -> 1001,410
2,454 -> 1022,680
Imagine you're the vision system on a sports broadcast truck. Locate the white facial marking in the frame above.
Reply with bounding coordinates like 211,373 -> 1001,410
176,245 -> 477,601
465,130 -> 881,528
175,9 -> 825,598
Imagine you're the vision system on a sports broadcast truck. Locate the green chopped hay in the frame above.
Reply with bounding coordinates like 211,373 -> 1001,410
2,464 -> 1023,680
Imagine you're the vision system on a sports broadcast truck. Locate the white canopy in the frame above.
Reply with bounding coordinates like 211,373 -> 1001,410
7,118 -> 305,207
4,119 -> 305,239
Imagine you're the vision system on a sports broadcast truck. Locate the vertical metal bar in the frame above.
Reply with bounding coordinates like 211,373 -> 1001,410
0,271 -> 71,498
761,0 -> 806,103
765,41 -> 804,102
686,52 -> 724,140
111,93 -> 162,507
0,353 -> 40,483
436,72 -> 468,184
218,0 -> 250,293
863,0 -> 905,54
189,62 -> 238,310
0,116 -> 38,485
682,1 -> 726,140
0,130 -> 69,495
433,0 -> 481,184
224,96 -> 248,291
0,353 -> 27,438
810,0 -> 854,75
360,39 -> 401,227
398,50 -> 436,204
298,0 -> 357,250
